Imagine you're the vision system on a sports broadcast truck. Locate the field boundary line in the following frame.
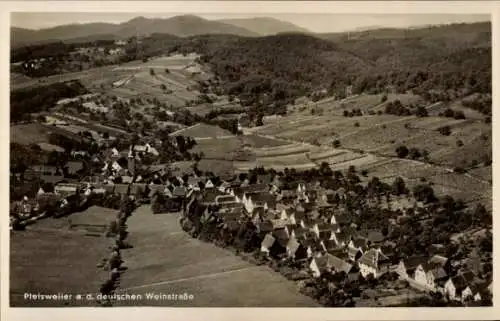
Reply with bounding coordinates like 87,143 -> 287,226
119,265 -> 258,291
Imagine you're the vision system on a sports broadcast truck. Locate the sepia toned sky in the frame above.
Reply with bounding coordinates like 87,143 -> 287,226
11,12 -> 490,33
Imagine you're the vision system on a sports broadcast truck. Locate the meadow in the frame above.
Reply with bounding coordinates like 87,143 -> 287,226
10,227 -> 112,307
114,206 -> 318,307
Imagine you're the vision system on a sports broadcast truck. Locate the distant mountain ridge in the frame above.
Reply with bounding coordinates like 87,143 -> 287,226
217,17 -> 311,36
11,15 -> 310,48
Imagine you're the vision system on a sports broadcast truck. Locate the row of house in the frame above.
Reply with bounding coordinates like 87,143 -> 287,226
177,175 -> 491,306
395,255 -> 491,303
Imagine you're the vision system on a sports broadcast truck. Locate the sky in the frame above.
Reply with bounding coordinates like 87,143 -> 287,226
11,13 -> 490,33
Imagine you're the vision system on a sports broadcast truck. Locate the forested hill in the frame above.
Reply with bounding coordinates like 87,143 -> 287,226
190,22 -> 491,107
11,22 -> 491,113
197,33 -> 371,106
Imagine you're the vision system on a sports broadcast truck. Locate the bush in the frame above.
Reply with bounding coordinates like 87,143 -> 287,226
381,95 -> 388,103
396,145 -> 409,158
415,106 -> 428,117
354,122 -> 360,127
408,148 -> 421,160
392,176 -> 408,195
333,139 -> 341,148
413,184 -> 437,203
438,126 -> 451,136
443,108 -> 455,118
456,140 -> 464,147
454,111 -> 466,119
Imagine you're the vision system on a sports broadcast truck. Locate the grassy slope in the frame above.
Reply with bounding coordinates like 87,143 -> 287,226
115,205 -> 318,307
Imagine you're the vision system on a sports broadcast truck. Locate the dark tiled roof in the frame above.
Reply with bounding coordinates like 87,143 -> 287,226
242,183 -> 269,194
130,183 -> 147,196
327,254 -> 353,273
360,229 -> 385,243
319,230 -> 332,241
292,227 -> 308,238
427,267 -> 448,280
114,184 -> 130,195
172,186 -> 187,197
216,195 -> 236,203
202,188 -> 223,203
67,161 -> 84,174
322,239 -> 337,252
359,249 -> 390,269
352,237 -> 369,249
273,228 -> 289,247
428,255 -> 449,268
224,220 -> 240,231
259,220 -> 274,233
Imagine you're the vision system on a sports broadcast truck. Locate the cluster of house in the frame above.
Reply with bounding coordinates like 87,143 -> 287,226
394,255 -> 492,303
168,173 -> 492,305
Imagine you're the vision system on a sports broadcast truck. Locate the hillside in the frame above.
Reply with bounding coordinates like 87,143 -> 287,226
11,22 -> 491,117
198,33 -> 371,109
217,17 -> 311,36
11,15 -> 257,48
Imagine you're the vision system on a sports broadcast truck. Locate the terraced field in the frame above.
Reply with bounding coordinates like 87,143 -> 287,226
192,136 -> 249,160
249,93 -> 491,208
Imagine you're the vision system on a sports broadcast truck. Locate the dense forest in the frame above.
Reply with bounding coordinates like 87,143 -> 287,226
10,80 -> 88,122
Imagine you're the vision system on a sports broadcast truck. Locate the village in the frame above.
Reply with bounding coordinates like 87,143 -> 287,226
10,105 -> 493,307
9,14 -> 493,308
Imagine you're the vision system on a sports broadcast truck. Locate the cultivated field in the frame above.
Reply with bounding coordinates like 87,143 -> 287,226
248,93 -> 491,208
114,206 -> 318,307
192,136 -> 250,160
10,123 -> 51,145
10,226 -> 112,307
171,123 -> 232,139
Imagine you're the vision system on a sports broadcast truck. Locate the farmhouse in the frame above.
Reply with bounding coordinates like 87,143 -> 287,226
358,248 -> 391,278
309,253 -> 353,278
54,183 -> 81,196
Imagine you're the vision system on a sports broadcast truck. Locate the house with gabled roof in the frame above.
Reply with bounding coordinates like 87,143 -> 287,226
186,176 -> 203,191
358,248 -> 391,278
277,189 -> 298,203
288,211 -> 306,226
424,265 -> 448,291
205,178 -> 215,189
320,239 -> 338,253
201,187 -> 225,205
333,230 -> 353,249
443,271 -> 484,302
302,237 -> 324,258
347,237 -> 368,262
309,252 -> 353,278
261,233 -> 276,255
289,226 -> 309,240
286,237 -> 308,261
395,255 -> 428,280
218,181 -> 231,193
311,222 -> 339,239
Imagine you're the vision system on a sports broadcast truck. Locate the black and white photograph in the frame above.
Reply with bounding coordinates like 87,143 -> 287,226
4,0 -> 496,316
